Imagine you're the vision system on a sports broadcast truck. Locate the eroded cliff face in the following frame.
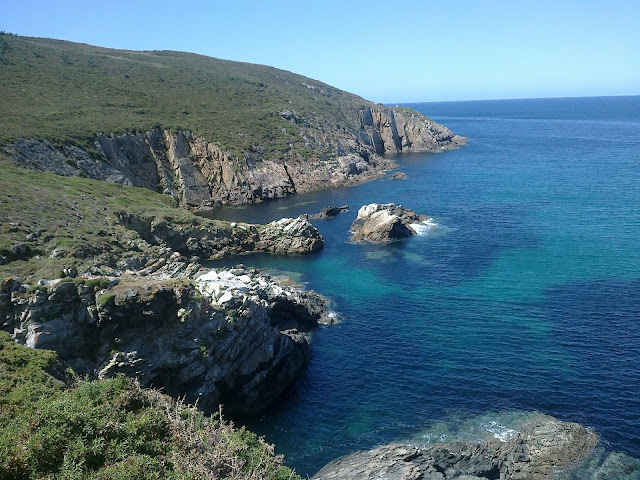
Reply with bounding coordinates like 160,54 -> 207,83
1,265 -> 334,415
3,105 -> 464,208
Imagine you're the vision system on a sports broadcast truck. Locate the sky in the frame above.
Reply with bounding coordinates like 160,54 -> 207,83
2,0 -> 639,103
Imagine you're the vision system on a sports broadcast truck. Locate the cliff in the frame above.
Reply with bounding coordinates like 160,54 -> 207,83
0,35 -> 464,208
0,333 -> 303,479
4,108 -> 463,208
1,263 -> 334,415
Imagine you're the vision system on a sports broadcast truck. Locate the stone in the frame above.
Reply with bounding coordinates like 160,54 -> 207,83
62,267 -> 78,278
392,172 -> 407,180
50,248 -> 66,258
10,243 -> 30,258
311,205 -> 349,219
312,414 -> 598,480
255,215 -> 324,254
350,203 -> 430,243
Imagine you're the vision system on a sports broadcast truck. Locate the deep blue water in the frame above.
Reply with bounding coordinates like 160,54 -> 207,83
207,96 -> 640,477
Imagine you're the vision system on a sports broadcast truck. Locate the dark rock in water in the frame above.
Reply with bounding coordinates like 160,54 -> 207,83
312,414 -> 598,480
311,205 -> 349,219
392,172 -> 407,180
350,203 -> 429,243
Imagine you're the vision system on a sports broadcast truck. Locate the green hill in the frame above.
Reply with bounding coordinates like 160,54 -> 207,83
0,34 -> 464,208
0,33 -> 365,157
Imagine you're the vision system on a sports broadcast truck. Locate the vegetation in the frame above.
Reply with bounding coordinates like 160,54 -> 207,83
0,35 -> 372,159
0,331 -> 301,479
0,153 -> 231,281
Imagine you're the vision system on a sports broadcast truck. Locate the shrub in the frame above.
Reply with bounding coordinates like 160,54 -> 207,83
0,333 -> 301,479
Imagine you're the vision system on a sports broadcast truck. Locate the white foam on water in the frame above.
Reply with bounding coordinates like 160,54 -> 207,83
406,411 -> 541,448
410,218 -> 438,235
484,421 -> 518,442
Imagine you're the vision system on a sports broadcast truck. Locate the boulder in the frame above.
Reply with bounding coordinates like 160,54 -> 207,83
311,205 -> 349,219
350,203 -> 429,243
312,414 -> 598,480
256,215 -> 324,254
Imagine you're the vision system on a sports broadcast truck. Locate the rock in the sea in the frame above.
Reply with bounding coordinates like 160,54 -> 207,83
1,265 -> 333,415
311,205 -> 349,219
392,172 -> 407,180
350,203 -> 430,243
312,414 -> 598,480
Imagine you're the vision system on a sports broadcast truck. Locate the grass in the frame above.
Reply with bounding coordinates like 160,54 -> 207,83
0,331 -> 301,480
0,34 -> 378,160
0,152 -> 230,281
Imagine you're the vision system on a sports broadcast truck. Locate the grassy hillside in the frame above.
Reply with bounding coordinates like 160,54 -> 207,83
0,33 -> 369,158
0,331 -> 300,480
0,152 -> 232,281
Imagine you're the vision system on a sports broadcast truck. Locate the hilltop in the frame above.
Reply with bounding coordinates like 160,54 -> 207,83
0,34 -> 464,207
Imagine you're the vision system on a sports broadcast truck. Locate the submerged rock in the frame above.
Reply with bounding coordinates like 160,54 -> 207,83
313,414 -> 598,480
350,203 -> 431,243
392,172 -> 407,180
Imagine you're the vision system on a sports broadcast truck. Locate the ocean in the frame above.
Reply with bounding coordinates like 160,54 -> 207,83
207,96 -> 640,477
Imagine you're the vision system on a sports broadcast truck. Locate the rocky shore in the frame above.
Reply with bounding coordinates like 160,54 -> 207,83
1,262 -> 333,415
312,414 -> 599,480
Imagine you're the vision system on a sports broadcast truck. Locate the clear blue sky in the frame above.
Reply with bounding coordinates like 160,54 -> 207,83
2,0 -> 638,102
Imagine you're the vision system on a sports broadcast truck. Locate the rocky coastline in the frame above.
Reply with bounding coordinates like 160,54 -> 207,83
1,261 -> 334,415
350,203 -> 433,243
3,105 -> 465,209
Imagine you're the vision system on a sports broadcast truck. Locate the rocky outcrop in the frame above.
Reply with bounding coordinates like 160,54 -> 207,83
3,105 -> 464,209
312,414 -> 599,480
311,205 -> 350,219
253,215 -> 324,254
1,265 -> 334,415
114,212 -> 323,261
350,203 -> 431,243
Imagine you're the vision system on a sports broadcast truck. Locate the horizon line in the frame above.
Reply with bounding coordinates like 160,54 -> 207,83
386,94 -> 640,105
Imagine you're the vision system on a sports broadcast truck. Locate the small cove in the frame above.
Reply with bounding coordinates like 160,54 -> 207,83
204,96 -> 640,477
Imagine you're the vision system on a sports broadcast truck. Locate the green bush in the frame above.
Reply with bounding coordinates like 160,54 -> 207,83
0,332 -> 301,479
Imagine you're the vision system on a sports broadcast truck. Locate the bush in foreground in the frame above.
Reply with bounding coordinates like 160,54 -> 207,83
0,331 -> 300,480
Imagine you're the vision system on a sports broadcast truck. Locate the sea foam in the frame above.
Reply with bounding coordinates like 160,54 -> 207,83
410,218 -> 438,235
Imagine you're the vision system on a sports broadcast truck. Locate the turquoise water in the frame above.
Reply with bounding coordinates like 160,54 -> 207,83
207,96 -> 640,477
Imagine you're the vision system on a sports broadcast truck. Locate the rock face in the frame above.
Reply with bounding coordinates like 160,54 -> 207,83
350,203 -> 430,243
254,215 -> 324,254
1,265 -> 333,415
312,414 -> 599,480
115,213 -> 323,261
3,105 -> 464,208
